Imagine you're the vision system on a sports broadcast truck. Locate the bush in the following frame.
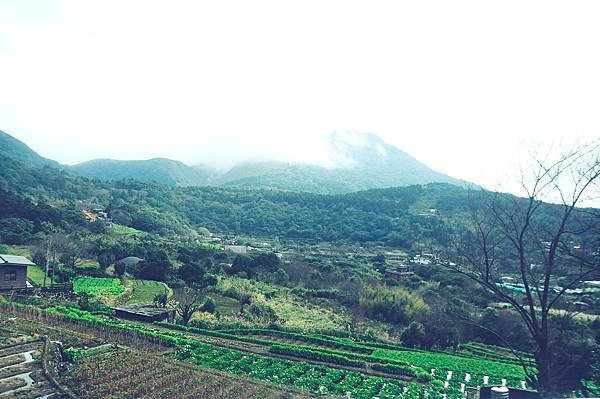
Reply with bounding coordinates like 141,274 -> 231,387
245,302 -> 277,323
401,322 -> 427,348
358,285 -> 429,324
201,297 -> 216,314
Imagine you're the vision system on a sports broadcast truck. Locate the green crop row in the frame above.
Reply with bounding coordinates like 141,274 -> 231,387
174,345 -> 448,399
459,342 -> 534,365
372,363 -> 433,383
270,344 -> 366,368
220,327 -> 375,354
372,348 -> 528,382
36,305 -> 452,398
155,322 -> 432,379
73,277 -> 125,296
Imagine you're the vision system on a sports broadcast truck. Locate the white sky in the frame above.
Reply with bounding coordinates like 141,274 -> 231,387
1,1 -> 599,191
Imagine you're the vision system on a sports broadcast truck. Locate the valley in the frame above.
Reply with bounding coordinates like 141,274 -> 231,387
0,130 -> 599,398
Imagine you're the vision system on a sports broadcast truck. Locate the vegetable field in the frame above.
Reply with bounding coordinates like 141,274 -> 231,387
73,277 -> 125,296
2,303 -> 535,399
163,325 -> 531,393
67,350 -> 310,399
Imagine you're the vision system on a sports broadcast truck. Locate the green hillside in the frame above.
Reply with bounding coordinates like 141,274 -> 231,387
0,130 -> 61,169
71,158 -> 212,187
214,132 -> 470,194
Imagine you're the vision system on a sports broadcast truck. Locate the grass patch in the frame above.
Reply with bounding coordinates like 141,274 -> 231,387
217,276 -> 350,332
77,261 -> 100,270
210,293 -> 240,316
27,265 -> 47,286
125,279 -> 170,305
111,224 -> 147,237
198,242 -> 223,250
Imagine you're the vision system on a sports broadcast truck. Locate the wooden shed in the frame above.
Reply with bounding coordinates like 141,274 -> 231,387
114,304 -> 176,323
0,254 -> 34,290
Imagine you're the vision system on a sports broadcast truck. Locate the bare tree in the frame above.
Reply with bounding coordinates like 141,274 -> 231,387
173,286 -> 206,325
172,274 -> 218,325
447,140 -> 600,393
39,233 -> 69,286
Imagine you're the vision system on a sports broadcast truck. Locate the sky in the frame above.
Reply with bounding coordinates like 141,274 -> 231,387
1,0 -> 599,193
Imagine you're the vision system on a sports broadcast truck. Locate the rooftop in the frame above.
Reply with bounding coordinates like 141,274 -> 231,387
114,304 -> 173,317
0,254 -> 35,266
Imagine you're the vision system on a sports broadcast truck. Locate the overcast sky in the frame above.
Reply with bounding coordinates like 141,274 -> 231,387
1,1 -> 599,191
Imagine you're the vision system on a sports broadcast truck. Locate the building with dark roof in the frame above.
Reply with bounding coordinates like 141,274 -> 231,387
0,254 -> 34,290
114,304 -> 175,323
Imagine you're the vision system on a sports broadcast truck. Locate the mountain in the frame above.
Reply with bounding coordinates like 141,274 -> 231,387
1,130 -> 470,193
0,130 -> 61,169
71,158 -> 212,187
214,132 -> 469,194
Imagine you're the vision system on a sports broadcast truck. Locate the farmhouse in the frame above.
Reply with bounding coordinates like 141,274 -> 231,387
0,254 -> 34,290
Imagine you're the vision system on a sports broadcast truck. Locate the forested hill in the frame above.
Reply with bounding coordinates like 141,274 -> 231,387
0,149 -> 475,245
0,130 -> 61,169
71,158 -> 213,187
214,133 -> 469,194
3,130 -> 469,193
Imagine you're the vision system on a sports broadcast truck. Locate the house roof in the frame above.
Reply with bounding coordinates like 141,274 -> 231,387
0,254 -> 35,266
116,256 -> 145,267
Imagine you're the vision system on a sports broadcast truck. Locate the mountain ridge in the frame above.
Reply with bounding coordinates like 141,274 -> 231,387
0,130 -> 62,169
71,157 -> 211,187
210,132 -> 469,194
1,130 -> 471,193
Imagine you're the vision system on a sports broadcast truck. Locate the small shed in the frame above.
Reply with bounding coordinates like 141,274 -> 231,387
0,254 -> 34,290
114,304 -> 175,323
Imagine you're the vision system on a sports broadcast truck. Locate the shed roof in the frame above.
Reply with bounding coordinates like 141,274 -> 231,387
114,304 -> 173,317
0,254 -> 35,266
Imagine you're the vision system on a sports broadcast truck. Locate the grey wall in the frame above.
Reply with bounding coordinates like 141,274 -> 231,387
0,266 -> 27,289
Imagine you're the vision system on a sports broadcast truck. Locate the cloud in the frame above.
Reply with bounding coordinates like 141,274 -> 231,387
0,1 -> 599,192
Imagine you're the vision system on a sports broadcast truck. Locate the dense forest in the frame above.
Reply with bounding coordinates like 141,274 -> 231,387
0,153 -> 466,244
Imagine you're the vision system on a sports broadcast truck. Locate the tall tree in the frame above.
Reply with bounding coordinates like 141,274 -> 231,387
173,274 -> 218,325
448,141 -> 600,393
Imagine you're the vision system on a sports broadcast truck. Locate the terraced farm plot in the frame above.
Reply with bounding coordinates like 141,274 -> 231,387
372,348 -> 528,390
2,303 -> 534,399
66,349 -> 313,399
174,344 -> 419,399
0,339 -> 64,399
185,327 -> 531,393
457,342 -> 535,365
210,294 -> 241,316
73,277 -> 125,296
